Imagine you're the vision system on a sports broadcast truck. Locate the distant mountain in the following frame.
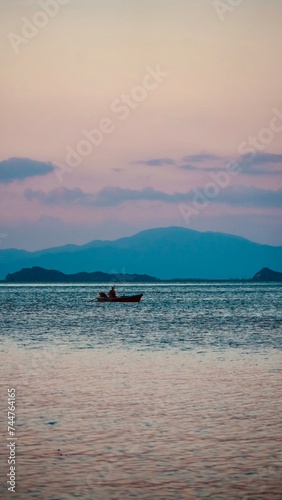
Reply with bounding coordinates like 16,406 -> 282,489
253,267 -> 282,281
4,266 -> 158,283
1,227 -> 282,280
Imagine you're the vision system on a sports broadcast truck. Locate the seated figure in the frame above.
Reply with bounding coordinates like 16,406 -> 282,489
108,286 -> 117,298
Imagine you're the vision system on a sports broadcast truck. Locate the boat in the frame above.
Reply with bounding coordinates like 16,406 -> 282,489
96,293 -> 143,303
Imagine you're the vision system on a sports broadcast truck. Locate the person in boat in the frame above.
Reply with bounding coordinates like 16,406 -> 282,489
99,291 -> 107,299
108,286 -> 117,299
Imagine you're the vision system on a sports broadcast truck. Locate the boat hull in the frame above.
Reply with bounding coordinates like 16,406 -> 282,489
97,293 -> 143,303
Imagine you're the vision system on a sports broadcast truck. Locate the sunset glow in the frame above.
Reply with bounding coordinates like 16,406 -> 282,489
1,0 -> 282,249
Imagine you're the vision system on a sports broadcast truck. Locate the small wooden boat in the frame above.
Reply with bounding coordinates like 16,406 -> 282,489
97,293 -> 143,303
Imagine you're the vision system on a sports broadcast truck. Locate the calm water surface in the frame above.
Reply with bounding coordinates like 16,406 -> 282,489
0,283 -> 281,499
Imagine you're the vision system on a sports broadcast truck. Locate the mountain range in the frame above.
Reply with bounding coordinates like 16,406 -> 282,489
1,227 -> 282,280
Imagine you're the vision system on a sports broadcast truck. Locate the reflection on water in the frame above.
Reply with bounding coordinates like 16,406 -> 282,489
1,349 -> 281,499
0,284 -> 281,499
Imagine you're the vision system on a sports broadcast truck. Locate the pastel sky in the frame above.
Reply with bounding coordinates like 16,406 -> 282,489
1,0 -> 282,250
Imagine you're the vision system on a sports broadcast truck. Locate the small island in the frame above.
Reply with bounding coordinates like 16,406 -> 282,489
252,267 -> 282,282
3,266 -> 282,283
4,266 -> 159,283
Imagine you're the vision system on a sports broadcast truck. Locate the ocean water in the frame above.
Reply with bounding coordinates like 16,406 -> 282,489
0,283 -> 281,499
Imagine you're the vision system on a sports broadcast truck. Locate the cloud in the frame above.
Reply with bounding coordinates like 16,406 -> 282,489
133,158 -> 175,167
25,187 -> 86,204
25,186 -> 193,206
180,152 -> 282,175
132,151 -> 282,176
250,153 -> 282,164
0,157 -> 55,183
25,185 -> 282,209
179,152 -> 225,172
133,152 -> 223,171
182,153 -> 222,163
239,153 -> 282,175
180,164 -> 222,172
95,187 -> 190,205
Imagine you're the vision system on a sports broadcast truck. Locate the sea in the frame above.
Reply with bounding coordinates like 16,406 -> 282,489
0,282 -> 281,500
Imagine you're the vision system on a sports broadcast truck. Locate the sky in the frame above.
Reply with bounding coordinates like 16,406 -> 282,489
0,0 -> 282,250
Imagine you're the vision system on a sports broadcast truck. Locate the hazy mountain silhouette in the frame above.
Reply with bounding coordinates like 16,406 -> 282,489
1,227 -> 282,280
